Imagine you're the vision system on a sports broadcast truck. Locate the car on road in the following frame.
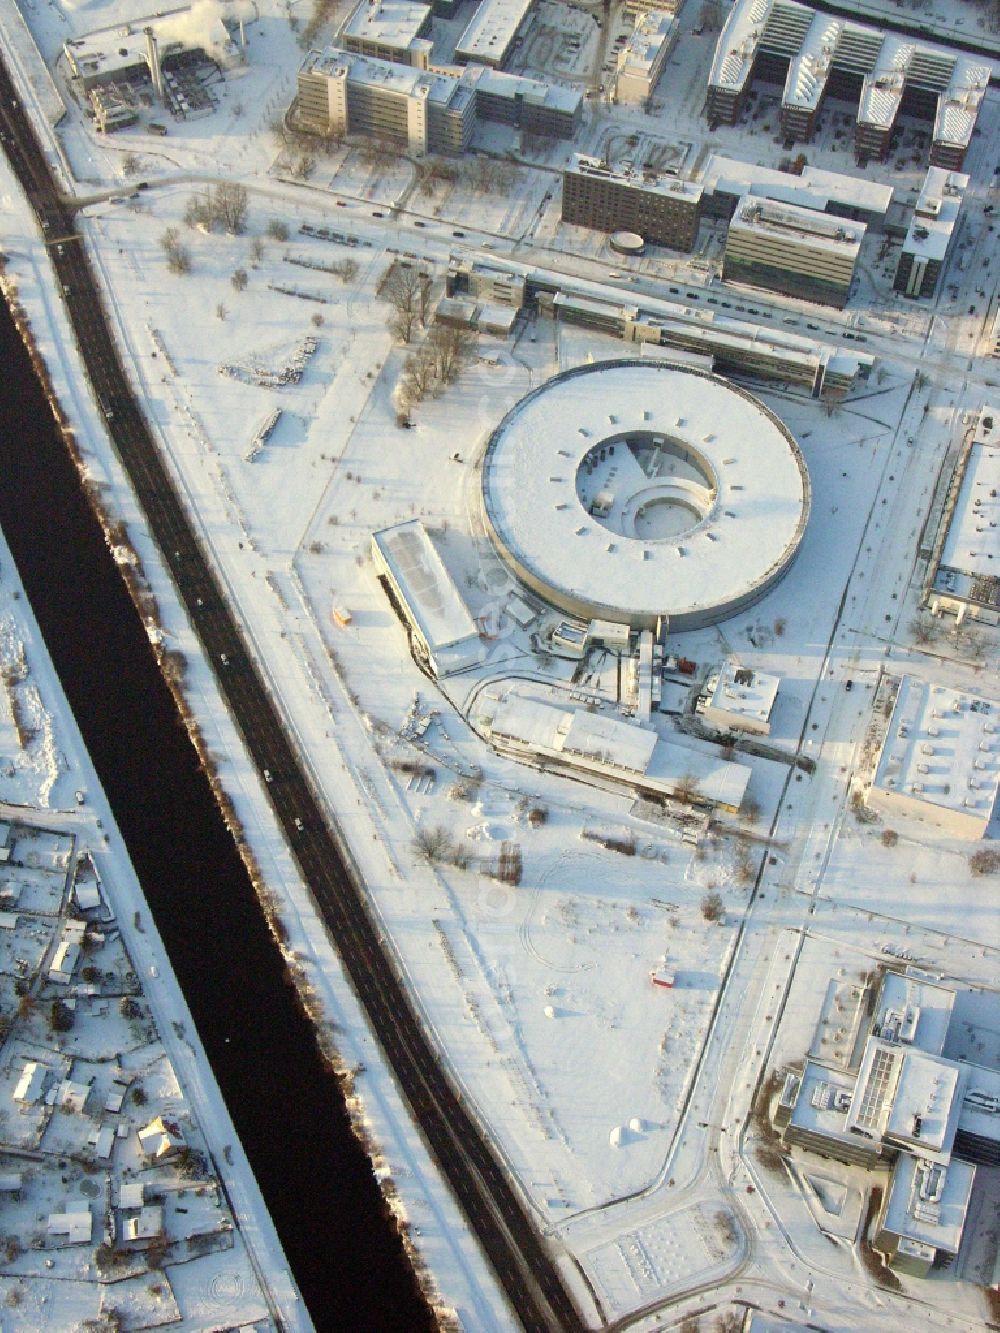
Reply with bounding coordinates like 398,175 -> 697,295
453,230 -> 466,238
414,220 -> 426,228
372,210 -> 384,218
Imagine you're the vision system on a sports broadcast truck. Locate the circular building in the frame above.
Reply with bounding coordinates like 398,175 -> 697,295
480,361 -> 810,631
610,230 -> 645,255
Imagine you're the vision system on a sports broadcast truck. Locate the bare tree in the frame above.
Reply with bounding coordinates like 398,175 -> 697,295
214,183 -> 249,235
267,218 -> 290,241
231,267 -> 249,292
428,324 -> 475,383
215,302 -> 228,321
121,152 -> 141,176
249,236 -> 265,263
382,262 -> 422,313
387,308 -> 417,344
160,227 -> 191,274
402,348 -> 437,401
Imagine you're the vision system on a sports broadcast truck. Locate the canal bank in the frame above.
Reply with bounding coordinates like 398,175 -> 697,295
0,282 -> 436,1330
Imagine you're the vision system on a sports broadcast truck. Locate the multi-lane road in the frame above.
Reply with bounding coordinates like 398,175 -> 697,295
0,54 -> 585,1333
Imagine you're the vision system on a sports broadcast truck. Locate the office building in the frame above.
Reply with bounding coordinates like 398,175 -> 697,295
561,155 -> 703,251
699,661 -> 780,736
613,10 -> 677,107
706,0 -> 988,170
927,407 -> 1000,625
723,195 -> 864,309
295,48 -> 475,154
894,166 -> 967,299
339,0 -> 433,69
462,64 -> 582,139
867,675 -> 1000,838
777,967 -> 1000,1275
371,522 -> 482,677
454,0 -> 534,69
699,153 -> 893,227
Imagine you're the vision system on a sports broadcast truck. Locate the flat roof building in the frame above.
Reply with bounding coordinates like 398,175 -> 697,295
339,0 -> 433,69
868,675 -> 1000,838
706,0 -> 989,171
723,195 -> 864,310
562,155 -> 703,251
295,48 -> 475,155
483,692 -> 751,811
371,521 -> 482,677
454,0 -> 534,68
778,965 -> 1000,1276
613,10 -> 677,108
700,661 -> 780,736
461,64 -> 582,140
875,1154 -> 975,1278
928,407 -> 1000,626
894,166 -> 968,300
699,153 -> 893,227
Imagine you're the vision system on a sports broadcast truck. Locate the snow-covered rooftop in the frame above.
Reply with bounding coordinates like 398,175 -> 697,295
461,63 -> 582,114
340,0 -> 432,53
872,676 -> 1000,833
481,362 -> 809,631
486,693 -> 751,809
302,47 -> 473,112
570,154 -> 703,204
455,0 -> 534,64
709,0 -> 991,146
845,1037 -> 962,1160
937,410 -> 1000,591
700,154 -> 893,219
616,10 -> 676,81
706,660 -> 779,726
881,1154 -> 974,1256
729,196 -> 865,256
372,521 -> 479,656
900,165 -> 968,263
874,970 -> 955,1058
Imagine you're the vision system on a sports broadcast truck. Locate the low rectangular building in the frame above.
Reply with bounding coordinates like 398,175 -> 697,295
485,693 -> 750,811
868,675 -> 1000,839
447,258 -> 527,308
455,0 -> 534,68
723,195 -> 864,309
700,660 -> 779,736
894,166 -> 967,299
462,65 -> 582,140
699,153 -> 893,227
561,156 -> 703,251
928,406 -> 1000,625
371,521 -> 482,677
875,1155 -> 975,1277
339,0 -> 433,69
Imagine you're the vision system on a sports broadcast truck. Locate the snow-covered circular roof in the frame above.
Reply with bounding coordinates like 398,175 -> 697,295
480,361 -> 810,630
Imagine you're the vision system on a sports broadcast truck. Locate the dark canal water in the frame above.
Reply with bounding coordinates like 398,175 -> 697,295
0,294 -> 435,1333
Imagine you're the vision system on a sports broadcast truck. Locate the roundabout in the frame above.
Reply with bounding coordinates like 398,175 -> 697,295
480,360 -> 811,630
